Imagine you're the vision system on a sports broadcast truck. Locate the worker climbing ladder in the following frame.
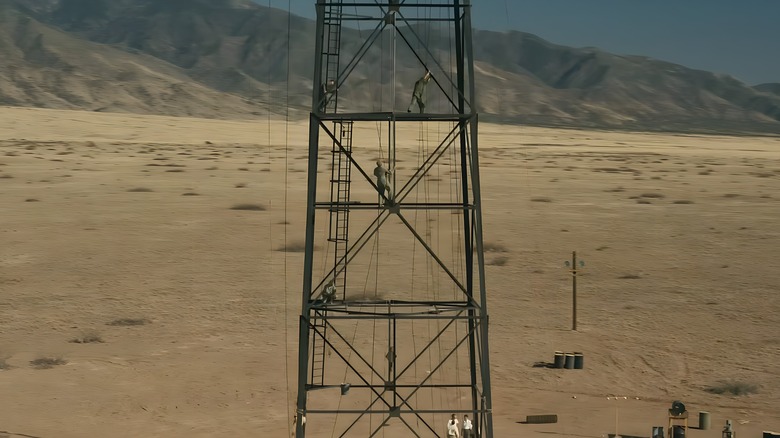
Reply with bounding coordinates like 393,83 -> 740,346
319,2 -> 343,113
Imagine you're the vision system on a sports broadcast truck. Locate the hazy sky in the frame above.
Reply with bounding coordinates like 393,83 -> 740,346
264,0 -> 780,85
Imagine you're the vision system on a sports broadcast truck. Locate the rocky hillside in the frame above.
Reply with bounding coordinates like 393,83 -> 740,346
2,0 -> 779,133
0,0 -> 268,118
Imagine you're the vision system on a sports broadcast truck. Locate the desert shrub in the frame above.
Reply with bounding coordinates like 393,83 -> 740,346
531,197 -> 552,203
705,381 -> 758,396
127,187 -> 153,192
107,318 -> 150,326
182,192 -> 200,196
673,200 -> 694,204
487,256 -> 509,266
278,240 -> 306,252
30,357 -> 67,369
231,203 -> 266,211
70,331 -> 104,344
618,274 -> 642,279
640,193 -> 665,198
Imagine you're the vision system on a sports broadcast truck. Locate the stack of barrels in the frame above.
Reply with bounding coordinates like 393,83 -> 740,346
553,351 -> 583,369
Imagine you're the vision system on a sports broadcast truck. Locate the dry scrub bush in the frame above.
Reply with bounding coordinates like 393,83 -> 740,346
231,203 -> 266,211
705,381 -> 758,396
70,331 -> 104,344
30,357 -> 67,369
278,240 -> 306,252
107,318 -> 150,326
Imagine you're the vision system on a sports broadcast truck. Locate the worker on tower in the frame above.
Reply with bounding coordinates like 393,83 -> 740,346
407,70 -> 432,113
321,279 -> 336,304
373,160 -> 393,205
318,79 -> 337,112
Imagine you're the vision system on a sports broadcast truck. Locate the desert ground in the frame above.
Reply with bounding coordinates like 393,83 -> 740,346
1,106 -> 779,437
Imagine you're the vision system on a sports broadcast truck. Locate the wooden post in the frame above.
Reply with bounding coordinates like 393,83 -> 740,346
572,251 -> 577,331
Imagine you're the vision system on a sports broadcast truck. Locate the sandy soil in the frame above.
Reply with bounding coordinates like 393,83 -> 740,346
0,106 -> 779,438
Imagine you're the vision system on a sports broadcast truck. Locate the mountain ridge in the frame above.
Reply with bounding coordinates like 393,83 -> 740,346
2,0 -> 779,134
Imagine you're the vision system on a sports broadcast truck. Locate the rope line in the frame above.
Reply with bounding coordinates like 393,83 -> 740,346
283,1 -> 292,436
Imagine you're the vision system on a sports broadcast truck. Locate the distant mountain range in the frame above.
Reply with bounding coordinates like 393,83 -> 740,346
1,0 -> 779,134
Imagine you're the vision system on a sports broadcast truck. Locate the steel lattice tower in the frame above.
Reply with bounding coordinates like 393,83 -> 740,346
295,1 -> 493,436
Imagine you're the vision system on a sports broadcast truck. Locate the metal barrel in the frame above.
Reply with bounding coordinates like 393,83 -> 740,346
564,353 -> 575,369
573,352 -> 584,369
698,411 -> 710,430
554,351 -> 565,368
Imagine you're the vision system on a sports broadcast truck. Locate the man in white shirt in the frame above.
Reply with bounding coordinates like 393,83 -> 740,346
446,413 -> 460,437
462,414 -> 473,438
373,160 -> 393,204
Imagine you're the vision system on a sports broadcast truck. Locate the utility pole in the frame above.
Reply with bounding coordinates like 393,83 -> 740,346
565,251 -> 584,331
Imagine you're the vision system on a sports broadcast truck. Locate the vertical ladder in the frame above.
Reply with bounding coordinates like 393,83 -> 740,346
311,121 -> 352,388
328,121 -> 353,297
310,3 -> 346,389
310,310 -> 327,387
320,4 -> 343,113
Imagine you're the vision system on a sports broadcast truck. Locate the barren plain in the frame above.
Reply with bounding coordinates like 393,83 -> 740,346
1,107 -> 779,437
